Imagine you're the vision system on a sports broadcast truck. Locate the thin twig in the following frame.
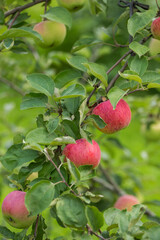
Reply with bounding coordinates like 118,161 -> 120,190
0,77 -> 25,96
4,0 -> 46,18
44,148 -> 78,196
34,215 -> 39,239
8,11 -> 20,29
86,224 -> 110,240
106,61 -> 128,93
125,88 -> 147,96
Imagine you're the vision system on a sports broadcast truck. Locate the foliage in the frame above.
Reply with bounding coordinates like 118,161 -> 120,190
0,0 -> 160,239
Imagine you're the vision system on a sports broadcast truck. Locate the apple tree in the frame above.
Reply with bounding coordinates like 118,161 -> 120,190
0,0 -> 160,239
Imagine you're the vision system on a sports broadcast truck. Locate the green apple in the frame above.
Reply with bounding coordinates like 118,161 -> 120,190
149,38 -> 160,56
57,0 -> 86,12
142,121 -> 160,141
2,191 -> 36,229
33,20 -> 66,48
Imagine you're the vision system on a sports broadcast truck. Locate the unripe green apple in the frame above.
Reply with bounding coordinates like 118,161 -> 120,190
114,195 -> 139,211
2,191 -> 36,229
57,0 -> 85,12
63,138 -> 101,168
142,121 -> 160,141
149,38 -> 160,56
151,17 -> 160,40
33,20 -> 66,48
92,99 -> 131,134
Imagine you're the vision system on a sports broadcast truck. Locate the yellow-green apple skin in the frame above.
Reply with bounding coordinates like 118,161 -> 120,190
2,191 -> 36,229
63,138 -> 101,168
149,38 -> 160,56
92,99 -> 131,134
142,121 -> 160,141
151,17 -> 160,40
114,195 -> 139,211
33,20 -> 66,47
57,0 -> 85,12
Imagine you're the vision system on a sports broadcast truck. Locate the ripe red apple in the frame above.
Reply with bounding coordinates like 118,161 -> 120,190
2,191 -> 36,229
63,138 -> 101,168
151,17 -> 160,40
114,195 -> 139,211
33,20 -> 66,47
92,99 -> 131,134
57,0 -> 85,12
149,38 -> 160,56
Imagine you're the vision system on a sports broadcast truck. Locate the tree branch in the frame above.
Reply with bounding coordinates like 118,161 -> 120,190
4,0 -> 46,18
0,77 -> 25,96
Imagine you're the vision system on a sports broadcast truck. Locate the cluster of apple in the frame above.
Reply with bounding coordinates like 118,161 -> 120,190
33,0 -> 85,48
2,99 -> 134,229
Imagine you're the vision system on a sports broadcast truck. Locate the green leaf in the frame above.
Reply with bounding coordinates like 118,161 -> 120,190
0,9 -> 5,24
87,115 -> 106,128
54,69 -> 81,89
141,71 -> 160,84
25,180 -> 56,215
85,191 -> 103,203
20,93 -> 48,110
0,144 -> 39,171
67,159 -> 81,181
56,194 -> 87,228
0,226 -> 15,239
85,206 -> 104,231
83,62 -> 108,87
46,118 -> 59,134
147,83 -> 160,89
50,136 -> 76,145
62,120 -> 81,139
26,73 -> 54,96
67,56 -> 88,72
128,55 -> 148,76
55,84 -> 86,100
119,70 -> 142,83
64,97 -> 81,114
0,27 -> 42,41
104,207 -> 121,226
26,127 -> 57,145
129,41 -> 149,57
144,227 -> 160,240
118,210 -> 129,234
107,86 -> 129,110
3,39 -> 14,50
72,38 -> 102,53
127,9 -> 156,37
79,165 -> 96,181
41,7 -> 72,29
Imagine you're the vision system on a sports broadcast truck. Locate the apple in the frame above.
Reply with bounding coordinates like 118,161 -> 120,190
114,195 -> 139,211
92,99 -> 131,134
2,191 -> 36,229
33,20 -> 66,47
142,121 -> 160,141
63,138 -> 101,168
57,0 -> 85,12
151,17 -> 160,40
149,38 -> 160,56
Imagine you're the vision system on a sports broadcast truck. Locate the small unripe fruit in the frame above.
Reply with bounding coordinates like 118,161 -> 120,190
33,20 -> 66,48
57,0 -> 85,12
63,138 -> 101,168
92,99 -> 131,134
149,38 -> 160,56
151,17 -> 160,40
114,195 -> 139,211
2,191 -> 36,229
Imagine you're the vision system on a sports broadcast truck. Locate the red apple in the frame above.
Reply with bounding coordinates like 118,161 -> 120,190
92,99 -> 131,134
33,20 -> 66,48
114,195 -> 139,211
57,0 -> 85,12
151,17 -> 160,40
63,138 -> 101,168
2,191 -> 36,229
